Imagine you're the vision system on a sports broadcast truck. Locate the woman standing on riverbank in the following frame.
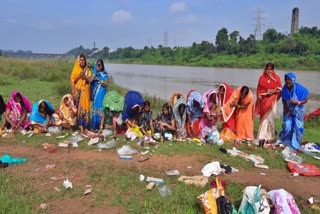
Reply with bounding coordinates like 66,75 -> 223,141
70,54 -> 91,133
90,59 -> 109,130
278,72 -> 309,149
256,63 -> 282,146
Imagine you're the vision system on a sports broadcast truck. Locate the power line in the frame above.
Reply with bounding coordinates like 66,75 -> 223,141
253,9 -> 264,40
163,32 -> 168,47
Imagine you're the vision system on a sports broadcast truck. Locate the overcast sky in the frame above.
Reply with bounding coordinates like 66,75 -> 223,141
1,0 -> 319,53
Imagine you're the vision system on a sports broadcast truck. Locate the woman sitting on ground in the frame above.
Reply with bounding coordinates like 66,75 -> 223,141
154,103 -> 175,142
122,91 -> 144,140
186,90 -> 204,138
172,97 -> 187,140
30,100 -> 55,133
53,94 -> 77,130
2,91 -> 32,134
139,100 -> 154,139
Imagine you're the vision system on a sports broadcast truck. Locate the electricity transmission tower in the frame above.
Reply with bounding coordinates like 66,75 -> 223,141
163,32 -> 168,47
254,9 -> 264,40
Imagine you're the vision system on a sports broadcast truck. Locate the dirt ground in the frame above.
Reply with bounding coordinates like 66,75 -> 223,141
1,143 -> 319,213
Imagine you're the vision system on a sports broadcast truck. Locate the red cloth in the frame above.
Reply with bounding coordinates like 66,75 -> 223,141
255,70 -> 282,121
288,161 -> 320,176
304,108 -> 320,121
218,83 -> 236,133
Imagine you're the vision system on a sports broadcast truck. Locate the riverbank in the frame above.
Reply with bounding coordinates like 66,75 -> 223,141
1,57 -> 320,213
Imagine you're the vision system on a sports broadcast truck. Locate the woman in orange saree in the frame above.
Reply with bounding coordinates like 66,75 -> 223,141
255,63 -> 282,145
70,54 -> 91,133
222,86 -> 254,141
218,83 -> 235,133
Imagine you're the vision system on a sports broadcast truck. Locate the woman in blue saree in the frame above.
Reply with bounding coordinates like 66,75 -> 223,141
278,72 -> 309,149
30,100 -> 55,133
90,59 -> 109,130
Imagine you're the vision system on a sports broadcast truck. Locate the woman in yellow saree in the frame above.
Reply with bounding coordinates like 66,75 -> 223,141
70,54 -> 91,133
53,94 -> 77,130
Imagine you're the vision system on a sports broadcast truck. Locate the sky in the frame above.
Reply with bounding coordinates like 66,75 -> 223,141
1,0 -> 320,53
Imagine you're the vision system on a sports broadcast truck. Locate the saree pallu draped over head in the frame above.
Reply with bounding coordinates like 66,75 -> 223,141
90,64 -> 109,130
30,100 -> 54,125
201,89 -> 219,129
186,90 -> 204,138
102,90 -> 124,113
170,92 -> 184,109
255,68 -> 282,141
122,91 -> 144,122
173,97 -> 187,138
280,72 -> 309,149
218,83 -> 236,133
70,56 -> 91,129
54,94 -> 77,126
222,86 -> 254,140
6,91 -> 32,129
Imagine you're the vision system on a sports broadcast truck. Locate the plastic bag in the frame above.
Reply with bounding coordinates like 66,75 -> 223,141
117,145 -> 138,156
282,147 -> 302,163
98,139 -> 116,149
47,126 -> 62,134
159,186 -> 173,197
220,128 -> 236,143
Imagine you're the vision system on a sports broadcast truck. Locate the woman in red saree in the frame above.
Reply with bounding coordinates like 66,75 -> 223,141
218,83 -> 235,133
255,63 -> 282,145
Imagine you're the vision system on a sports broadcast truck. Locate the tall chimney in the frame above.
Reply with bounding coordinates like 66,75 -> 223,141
291,7 -> 299,35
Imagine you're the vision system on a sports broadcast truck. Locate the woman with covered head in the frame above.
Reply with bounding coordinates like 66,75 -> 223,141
30,100 -> 55,133
90,59 -> 109,130
122,90 -> 144,140
53,94 -> 77,130
217,83 -> 235,133
173,97 -> 187,140
256,63 -> 282,146
186,90 -> 204,138
70,54 -> 91,133
2,91 -> 32,133
278,72 -> 309,149
222,86 -> 254,142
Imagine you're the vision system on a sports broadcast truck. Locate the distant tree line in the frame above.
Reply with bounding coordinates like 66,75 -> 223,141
66,26 -> 320,69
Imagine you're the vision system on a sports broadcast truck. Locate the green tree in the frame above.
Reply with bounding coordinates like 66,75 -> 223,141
215,28 -> 230,53
229,31 -> 240,54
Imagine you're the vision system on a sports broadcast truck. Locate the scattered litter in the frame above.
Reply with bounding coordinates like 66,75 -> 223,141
54,187 -> 61,192
72,142 -> 78,148
146,177 -> 164,184
46,164 -> 56,169
139,174 -> 145,182
227,147 -> 265,165
186,165 -> 192,169
146,182 -> 156,190
88,137 -> 99,146
117,145 -> 138,156
72,132 -> 79,136
138,156 -> 149,162
58,141 -> 69,148
231,167 -> 239,172
159,185 -> 173,197
84,188 -> 92,195
154,145 -> 159,149
282,147 -> 302,164
178,175 -> 208,187
201,161 -> 221,177
254,164 -> 269,169
97,138 -> 116,149
86,185 -> 92,188
43,142 -> 58,153
35,168 -> 40,172
142,147 -> 150,150
56,133 -> 69,139
293,172 -> 299,176
308,197 -> 314,204
260,173 -> 266,176
119,155 -> 133,160
47,126 -> 62,134
165,170 -> 180,176
45,133 -> 51,137
141,150 -> 149,155
28,133 -> 33,137
39,203 -> 49,210
63,178 -> 73,190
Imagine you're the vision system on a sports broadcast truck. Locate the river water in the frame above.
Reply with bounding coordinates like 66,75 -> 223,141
107,63 -> 320,114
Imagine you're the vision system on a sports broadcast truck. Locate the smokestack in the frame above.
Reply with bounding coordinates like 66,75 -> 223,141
291,7 -> 299,35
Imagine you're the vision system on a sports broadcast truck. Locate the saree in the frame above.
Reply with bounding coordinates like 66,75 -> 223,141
201,89 -> 219,130
6,91 -> 32,129
53,94 -> 77,126
70,56 -> 91,129
173,97 -> 187,138
102,90 -> 124,113
122,91 -> 144,122
304,107 -> 320,121
279,72 -> 309,149
218,83 -> 236,133
255,70 -> 282,141
91,64 -> 109,130
30,100 -> 54,125
222,86 -> 254,140
170,92 -> 184,108
186,90 -> 204,138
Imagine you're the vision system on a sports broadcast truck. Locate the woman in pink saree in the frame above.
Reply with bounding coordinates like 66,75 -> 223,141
2,91 -> 32,133
218,83 -> 236,133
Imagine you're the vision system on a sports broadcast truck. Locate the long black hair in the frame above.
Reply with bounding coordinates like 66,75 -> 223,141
14,93 -> 27,112
96,58 -> 105,71
0,95 -> 6,114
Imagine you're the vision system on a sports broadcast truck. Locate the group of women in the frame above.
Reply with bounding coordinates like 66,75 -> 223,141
0,58 -> 309,149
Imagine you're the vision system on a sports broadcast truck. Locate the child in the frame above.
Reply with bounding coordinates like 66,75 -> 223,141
140,100 -> 154,138
154,103 -> 175,142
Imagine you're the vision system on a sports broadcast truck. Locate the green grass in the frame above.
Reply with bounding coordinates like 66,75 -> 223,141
1,57 -> 320,213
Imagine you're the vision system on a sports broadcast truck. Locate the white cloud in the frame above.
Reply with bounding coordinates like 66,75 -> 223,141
112,10 -> 132,23
169,2 -> 187,14
175,15 -> 198,25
